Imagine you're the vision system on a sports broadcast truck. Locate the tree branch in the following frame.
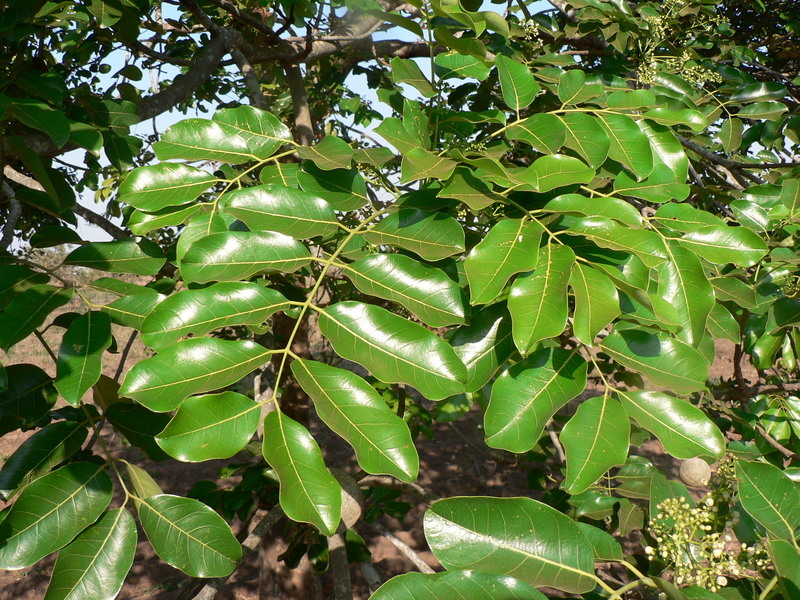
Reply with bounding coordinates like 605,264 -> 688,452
676,134 -> 800,171
358,475 -> 438,504
369,520 -> 436,574
284,64 -> 314,146
229,45 -> 266,108
1,181 -> 22,251
72,204 -> 130,240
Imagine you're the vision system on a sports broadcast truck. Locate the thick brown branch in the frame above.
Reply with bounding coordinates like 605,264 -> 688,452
230,45 -> 266,108
677,134 -> 800,170
284,64 -> 314,146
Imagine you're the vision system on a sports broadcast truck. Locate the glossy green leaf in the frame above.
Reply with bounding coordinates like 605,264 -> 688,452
0,284 -> 74,350
564,216 -> 667,267
0,462 -> 113,570
465,218 -> 544,305
371,571 -> 547,600
262,411 -> 342,536
181,231 -> 312,283
44,508 -> 137,600
125,463 -> 164,505
424,496 -> 596,593
118,164 -> 217,211
736,460 -> 800,542
577,522 -> 623,562
363,209 -> 465,260
297,163 -> 368,211
0,265 -> 50,309
128,204 -> 203,236
449,304 -> 515,394
120,338 -> 272,412
657,243 -> 714,346
643,108 -> 706,131
559,113 -> 610,168
607,89 -> 657,109
55,312 -> 112,406
344,253 -> 466,327
617,390 -> 724,459
671,225 -> 768,267
557,70 -> 602,106
527,154 -> 594,192
614,165 -> 690,203
142,282 -> 290,350
496,55 -> 539,111
212,105 -> 292,158
391,57 -> 435,97
156,392 -> 260,462
570,263 -> 621,345
296,136 -> 354,171
292,359 -> 418,482
439,167 -> 504,210
0,364 -> 57,436
65,239 -> 165,276
637,120 -> 688,181
731,82 -> 787,102
506,113 -> 565,154
153,119 -> 254,163
508,244 -> 575,354
598,113 -> 654,180
562,395 -> 629,494
0,421 -> 87,501
138,494 -> 241,577
8,98 -> 70,148
601,329 -> 708,394
102,292 -> 166,330
738,101 -> 788,120
485,348 -> 587,453
318,301 -> 466,400
719,118 -> 744,153
401,147 -> 458,182
543,193 -> 642,227
260,162 -> 299,187
706,302 -> 740,342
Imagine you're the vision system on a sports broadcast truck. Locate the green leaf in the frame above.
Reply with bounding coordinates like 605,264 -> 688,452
449,304 -> 515,394
153,119 -> 254,164
220,184 -> 338,238
44,508 -> 137,600
0,284 -> 74,350
719,118 -> 744,153
707,302 -> 740,342
736,461 -> 800,542
607,89 -> 657,109
465,218 -> 544,305
671,225 -> 768,267
180,231 -> 312,283
106,403 -> 171,461
562,395 -> 629,494
55,312 -> 112,407
0,462 -> 113,570
176,212 -> 228,266
438,167 -> 504,210
570,263 -> 620,345
617,390 -> 724,459
297,136 -> 354,170
212,105 -> 292,158
637,120 -> 688,181
496,55 -> 539,111
65,239 -> 165,276
577,522 -> 623,562
557,70 -> 602,106
318,301 -> 467,400
260,162 -> 299,187
401,147 -> 458,182
643,108 -> 707,131
508,244 -> 575,354
564,217 -> 667,267
737,101 -> 788,120
597,113 -> 654,180
8,98 -> 71,148
613,165 -> 690,203
118,164 -> 218,212
601,328 -> 708,394
435,52 -> 491,81
485,348 -> 587,453
138,494 -> 241,577
141,282 -> 290,351
292,359 -> 419,482
0,364 -> 57,436
527,154 -> 594,192
559,113 -> 610,168
344,253 -> 466,327
657,243 -> 714,347
391,57 -> 435,97
0,421 -> 87,501
768,539 -> 800,598
375,118 -> 421,154
506,113 -> 566,154
262,411 -> 342,536
102,292 -> 166,330
371,571 -> 547,600
120,338 -> 272,412
363,209 -> 465,260
731,82 -> 787,102
424,496 -> 596,593
127,204 -> 204,236
125,463 -> 164,505
543,193 -> 642,227
156,392 -> 260,462
297,164 -> 368,211
0,265 -> 50,309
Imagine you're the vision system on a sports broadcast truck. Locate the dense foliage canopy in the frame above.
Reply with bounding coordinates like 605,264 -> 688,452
1,0 -> 800,598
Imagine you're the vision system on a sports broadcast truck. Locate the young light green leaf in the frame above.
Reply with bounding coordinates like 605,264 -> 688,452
142,282 -> 291,350
597,113 -> 654,180
153,119 -> 254,164
485,348 -> 587,453
562,395 -> 629,494
363,209 -> 465,260
138,494 -> 241,577
371,571 -> 547,600
601,329 -> 708,394
344,253 -> 466,327
737,461 -> 800,542
220,184 -> 339,238
508,244 -> 575,355
181,231 -> 312,283
0,462 -> 113,570
617,390 -> 724,459
297,163 -> 368,211
506,113 -> 566,154
156,392 -> 260,462
391,57 -> 435,97
465,218 -> 544,305
292,359 -> 419,482
120,338 -> 272,412
212,105 -> 292,158
44,508 -> 137,600
424,496 -> 596,593
118,164 -> 218,212
0,284 -> 74,350
569,263 -> 620,345
318,301 -> 467,400
496,55 -> 539,111
559,113 -> 610,168
65,239 -> 165,276
262,411 -> 342,536
55,311 -> 112,406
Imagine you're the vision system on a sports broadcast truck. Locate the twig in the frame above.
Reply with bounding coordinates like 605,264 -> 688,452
547,420 -> 566,463
113,330 -> 138,381
33,330 -> 58,364
73,204 -> 130,240
1,181 -> 22,251
359,562 -> 383,593
676,134 -> 800,170
358,475 -> 438,504
369,520 -> 436,574
328,530 -> 354,600
284,64 -> 314,146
